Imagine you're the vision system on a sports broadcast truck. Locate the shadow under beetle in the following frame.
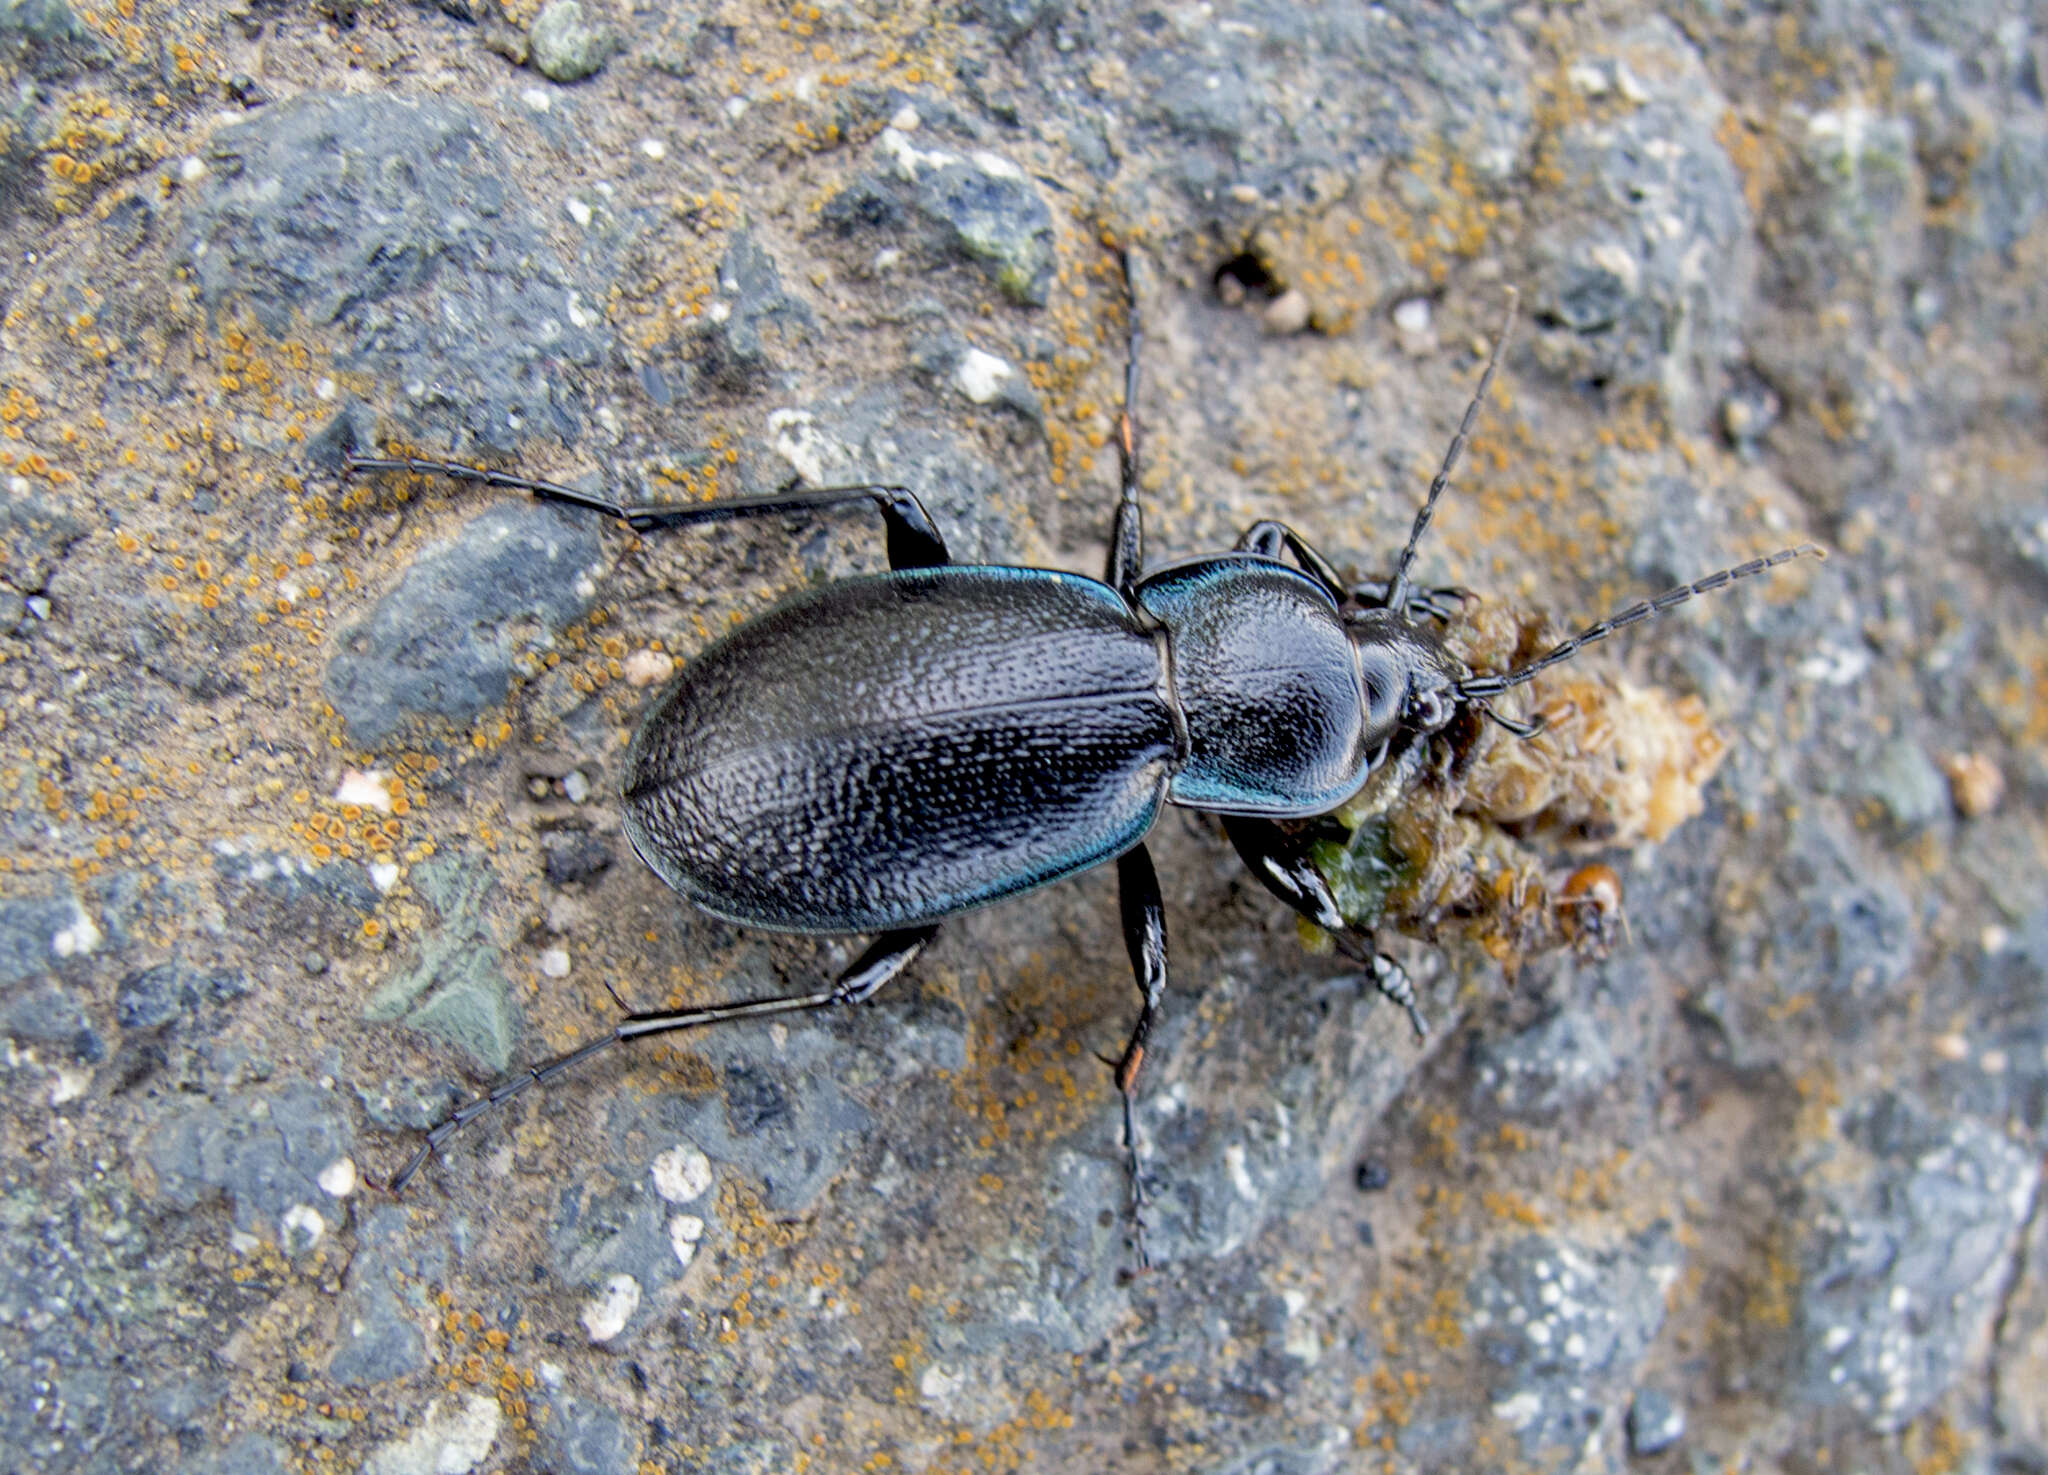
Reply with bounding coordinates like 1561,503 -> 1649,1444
348,252 -> 1820,1268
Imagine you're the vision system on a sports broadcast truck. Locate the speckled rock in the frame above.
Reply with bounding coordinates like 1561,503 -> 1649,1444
1467,1227 -> 1681,1469
324,503 -> 605,746
185,93 -> 611,453
2,0 -> 2045,1471
529,0 -> 616,83
1793,1092 -> 2037,1432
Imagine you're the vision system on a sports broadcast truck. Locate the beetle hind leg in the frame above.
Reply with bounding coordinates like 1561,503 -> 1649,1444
388,926 -> 939,1191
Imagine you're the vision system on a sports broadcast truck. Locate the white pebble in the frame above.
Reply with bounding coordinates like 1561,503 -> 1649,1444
954,348 -> 1014,405
890,105 -> 920,131
539,947 -> 571,979
334,769 -> 393,813
669,1213 -> 706,1267
179,155 -> 206,183
650,1143 -> 713,1204
623,648 -> 675,687
1393,297 -> 1433,334
566,197 -> 593,228
281,1203 -> 326,1251
1261,288 -> 1312,335
369,861 -> 401,894
1392,296 -> 1437,356
53,908 -> 101,959
362,1394 -> 500,1475
318,1157 -> 358,1197
562,770 -> 593,804
639,137 -> 667,160
581,1273 -> 640,1343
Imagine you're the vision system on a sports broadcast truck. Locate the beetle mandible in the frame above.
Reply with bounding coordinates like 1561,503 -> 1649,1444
348,251 -> 1820,1267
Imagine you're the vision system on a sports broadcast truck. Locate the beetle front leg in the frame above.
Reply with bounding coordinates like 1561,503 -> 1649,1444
1222,815 -> 1428,1038
1348,575 -> 1470,623
1235,520 -> 1350,603
1113,843 -> 1168,1271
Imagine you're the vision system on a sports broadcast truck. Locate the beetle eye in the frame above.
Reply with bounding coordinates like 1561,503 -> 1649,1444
1404,689 -> 1449,731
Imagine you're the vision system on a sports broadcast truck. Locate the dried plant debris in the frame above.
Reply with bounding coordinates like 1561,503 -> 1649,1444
1307,597 -> 1725,973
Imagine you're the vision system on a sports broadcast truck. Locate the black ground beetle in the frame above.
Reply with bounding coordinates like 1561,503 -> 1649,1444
348,253 -> 1820,1267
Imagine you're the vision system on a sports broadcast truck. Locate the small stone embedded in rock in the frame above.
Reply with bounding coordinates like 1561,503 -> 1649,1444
280,1202 -> 326,1252
954,348 -> 1015,405
1262,288 -> 1312,335
669,1213 -> 706,1267
651,1143 -> 714,1204
1941,752 -> 2003,818
1627,1386 -> 1685,1455
540,828 -> 613,886
1392,296 -> 1436,356
581,1273 -> 641,1343
529,0 -> 614,82
623,648 -> 674,687
318,1156 -> 358,1197
362,1393 -> 501,1475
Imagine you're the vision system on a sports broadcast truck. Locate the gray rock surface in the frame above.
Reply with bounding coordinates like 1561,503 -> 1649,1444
1,0 -> 2043,1471
325,502 -> 606,745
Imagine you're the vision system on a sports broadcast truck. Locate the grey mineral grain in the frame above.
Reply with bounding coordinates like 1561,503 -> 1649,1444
529,0 -> 616,82
141,1079 -> 356,1237
324,503 -> 605,746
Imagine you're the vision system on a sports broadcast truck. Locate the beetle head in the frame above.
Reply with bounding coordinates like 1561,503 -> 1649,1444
1347,607 -> 1463,740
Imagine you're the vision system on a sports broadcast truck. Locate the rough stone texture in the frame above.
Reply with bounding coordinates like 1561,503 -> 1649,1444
184,92 -> 611,453
324,502 -> 606,746
2,1 -> 2045,1472
1792,1092 -> 2037,1432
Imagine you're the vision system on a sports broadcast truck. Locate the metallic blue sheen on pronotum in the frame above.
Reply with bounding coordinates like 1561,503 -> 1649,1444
348,253 -> 1821,1270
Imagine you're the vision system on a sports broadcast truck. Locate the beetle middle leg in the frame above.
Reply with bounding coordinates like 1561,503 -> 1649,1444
1109,844 -> 1170,1271
1222,815 -> 1428,1038
344,455 -> 952,570
388,926 -> 938,1190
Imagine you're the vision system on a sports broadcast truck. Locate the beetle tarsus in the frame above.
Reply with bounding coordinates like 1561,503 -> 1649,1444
1369,953 -> 1428,1041
1120,1088 -> 1153,1276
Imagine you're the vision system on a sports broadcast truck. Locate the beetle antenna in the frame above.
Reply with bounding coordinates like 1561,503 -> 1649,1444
1455,544 -> 1826,703
1386,288 -> 1518,619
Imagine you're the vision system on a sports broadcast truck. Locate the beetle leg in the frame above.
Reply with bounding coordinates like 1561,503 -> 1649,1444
1349,576 -> 1471,623
1222,815 -> 1429,1038
1106,248 -> 1147,598
387,926 -> 939,1191
1233,520 -> 1352,603
344,455 -> 951,569
1113,844 -> 1168,1272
